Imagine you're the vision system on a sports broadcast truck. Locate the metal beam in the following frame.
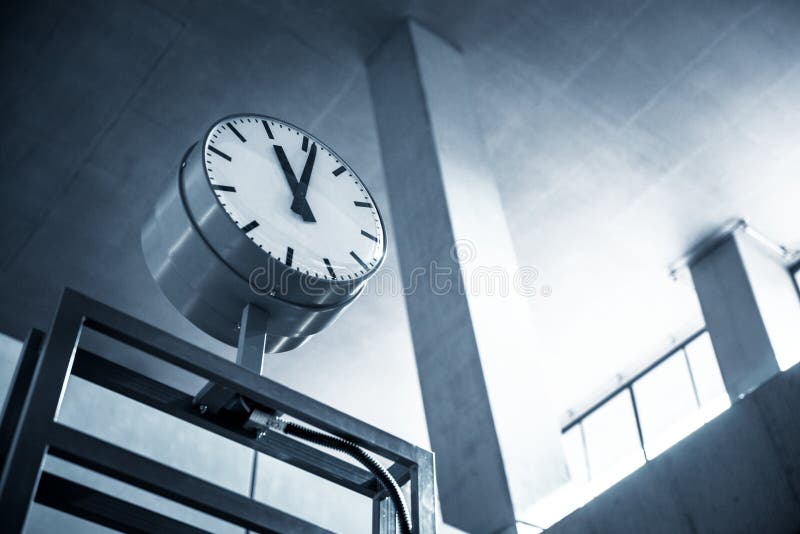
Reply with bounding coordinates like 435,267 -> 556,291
237,304 -> 269,374
0,329 -> 45,470
0,290 -> 85,532
373,497 -> 397,534
411,445 -> 437,534
35,471 -> 208,534
70,348 -> 389,497
46,422 -> 331,533
70,288 -> 419,462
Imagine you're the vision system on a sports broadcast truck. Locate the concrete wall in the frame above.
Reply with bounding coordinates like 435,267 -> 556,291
546,363 -> 800,534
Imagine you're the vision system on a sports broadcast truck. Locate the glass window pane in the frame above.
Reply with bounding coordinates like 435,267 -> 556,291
633,352 -> 700,459
562,425 -> 588,484
581,391 -> 644,494
685,332 -> 730,420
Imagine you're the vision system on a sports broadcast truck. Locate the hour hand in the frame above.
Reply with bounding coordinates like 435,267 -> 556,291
291,142 -> 316,218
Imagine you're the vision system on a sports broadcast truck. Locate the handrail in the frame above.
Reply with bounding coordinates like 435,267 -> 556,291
562,328 -> 707,434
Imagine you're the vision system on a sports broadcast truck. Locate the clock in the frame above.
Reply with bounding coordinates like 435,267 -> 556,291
142,113 -> 387,352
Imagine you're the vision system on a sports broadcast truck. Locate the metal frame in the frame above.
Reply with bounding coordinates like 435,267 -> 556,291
0,288 -> 436,533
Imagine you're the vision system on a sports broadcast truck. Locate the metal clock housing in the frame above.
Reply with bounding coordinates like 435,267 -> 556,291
142,114 -> 387,352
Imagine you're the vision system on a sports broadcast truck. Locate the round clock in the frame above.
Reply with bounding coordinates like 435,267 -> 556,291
142,113 -> 387,352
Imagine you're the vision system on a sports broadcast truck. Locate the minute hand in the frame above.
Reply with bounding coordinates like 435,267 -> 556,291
273,145 -> 299,197
291,143 -> 316,220
272,145 -> 316,222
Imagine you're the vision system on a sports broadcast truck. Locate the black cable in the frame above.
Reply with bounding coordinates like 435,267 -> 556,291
282,421 -> 413,534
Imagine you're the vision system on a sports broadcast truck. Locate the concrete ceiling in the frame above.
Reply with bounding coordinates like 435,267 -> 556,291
460,0 -> 800,415
2,0 -> 799,426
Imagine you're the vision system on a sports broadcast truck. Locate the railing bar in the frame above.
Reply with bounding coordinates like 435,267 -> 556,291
684,348 -> 702,409
562,328 -> 706,432
579,422 -> 591,483
628,386 -> 647,462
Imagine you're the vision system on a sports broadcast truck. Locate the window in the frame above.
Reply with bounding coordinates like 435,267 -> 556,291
630,333 -> 729,460
634,352 -> 700,458
581,390 -> 645,493
560,329 -> 730,492
534,329 -> 732,529
684,332 -> 729,420
561,425 -> 588,485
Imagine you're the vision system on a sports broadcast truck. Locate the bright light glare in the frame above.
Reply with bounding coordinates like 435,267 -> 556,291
582,391 -> 644,479
561,425 -> 588,484
529,330 -> 739,526
520,451 -> 646,529
634,352 -> 699,459
519,479 -> 592,529
642,412 -> 701,459
514,520 -> 545,533
586,450 -> 645,496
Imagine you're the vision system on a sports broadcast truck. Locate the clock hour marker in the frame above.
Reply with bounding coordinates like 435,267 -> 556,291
361,230 -> 378,242
354,201 -> 372,208
212,184 -> 236,192
242,220 -> 259,233
208,146 -> 231,161
332,166 -> 346,176
285,246 -> 294,267
350,251 -> 369,271
302,136 -> 309,152
226,122 -> 246,142
262,120 -> 274,139
323,258 -> 336,279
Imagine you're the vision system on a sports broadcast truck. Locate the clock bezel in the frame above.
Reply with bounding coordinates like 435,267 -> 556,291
184,113 -> 387,307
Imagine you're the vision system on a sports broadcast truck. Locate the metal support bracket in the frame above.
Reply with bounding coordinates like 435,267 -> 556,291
0,288 -> 436,533
194,304 -> 271,419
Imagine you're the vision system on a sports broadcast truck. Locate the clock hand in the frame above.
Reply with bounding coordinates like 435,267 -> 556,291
272,144 -> 316,222
291,142 -> 316,221
273,145 -> 299,197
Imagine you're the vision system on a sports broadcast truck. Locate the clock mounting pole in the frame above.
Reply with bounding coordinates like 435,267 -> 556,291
235,304 -> 270,374
192,303 -> 271,417
190,302 -> 416,534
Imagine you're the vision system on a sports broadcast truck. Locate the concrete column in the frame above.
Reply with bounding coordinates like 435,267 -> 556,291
690,232 -> 800,400
367,21 -> 567,533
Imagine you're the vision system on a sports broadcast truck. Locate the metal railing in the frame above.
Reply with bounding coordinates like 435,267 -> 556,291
556,242 -> 800,497
562,328 -> 707,467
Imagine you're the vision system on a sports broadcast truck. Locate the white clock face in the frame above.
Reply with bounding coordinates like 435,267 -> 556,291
203,115 -> 385,281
